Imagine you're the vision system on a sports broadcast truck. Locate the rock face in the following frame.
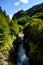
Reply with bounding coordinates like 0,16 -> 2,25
0,50 -> 9,65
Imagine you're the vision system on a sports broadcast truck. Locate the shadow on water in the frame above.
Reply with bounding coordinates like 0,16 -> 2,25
16,44 -> 30,65
9,34 -> 30,65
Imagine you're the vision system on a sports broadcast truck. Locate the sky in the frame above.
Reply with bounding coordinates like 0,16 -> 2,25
0,0 -> 43,19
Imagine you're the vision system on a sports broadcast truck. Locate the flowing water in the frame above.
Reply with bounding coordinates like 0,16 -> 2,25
16,44 -> 30,65
15,33 -> 30,65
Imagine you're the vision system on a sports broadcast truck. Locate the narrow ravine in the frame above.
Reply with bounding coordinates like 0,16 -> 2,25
14,33 -> 30,65
0,34 -> 30,65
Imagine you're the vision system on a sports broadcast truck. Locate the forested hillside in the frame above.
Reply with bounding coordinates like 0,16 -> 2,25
12,3 -> 43,32
23,3 -> 43,65
0,7 -> 19,63
0,7 -> 11,49
13,3 -> 43,19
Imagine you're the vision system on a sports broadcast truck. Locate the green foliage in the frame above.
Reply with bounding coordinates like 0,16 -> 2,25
10,20 -> 19,35
0,7 -> 13,50
12,16 -> 31,32
32,12 -> 43,19
12,10 -> 26,19
23,4 -> 43,65
0,14 -> 10,48
24,18 -> 43,44
17,16 -> 30,32
23,18 -> 43,65
17,16 -> 30,25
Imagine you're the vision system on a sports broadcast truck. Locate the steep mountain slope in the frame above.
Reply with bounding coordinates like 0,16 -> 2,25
12,3 -> 43,33
26,3 -> 43,16
12,10 -> 26,19
23,3 -> 43,65
12,3 -> 43,19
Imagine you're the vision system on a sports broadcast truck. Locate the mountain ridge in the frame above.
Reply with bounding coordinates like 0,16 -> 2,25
12,3 -> 43,19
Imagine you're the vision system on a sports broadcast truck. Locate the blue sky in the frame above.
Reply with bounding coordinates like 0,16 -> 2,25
0,0 -> 43,19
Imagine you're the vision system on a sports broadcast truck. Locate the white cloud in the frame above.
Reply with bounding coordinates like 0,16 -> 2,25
19,9 -> 21,11
14,0 -> 29,7
20,0 -> 28,4
14,1 -> 19,6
